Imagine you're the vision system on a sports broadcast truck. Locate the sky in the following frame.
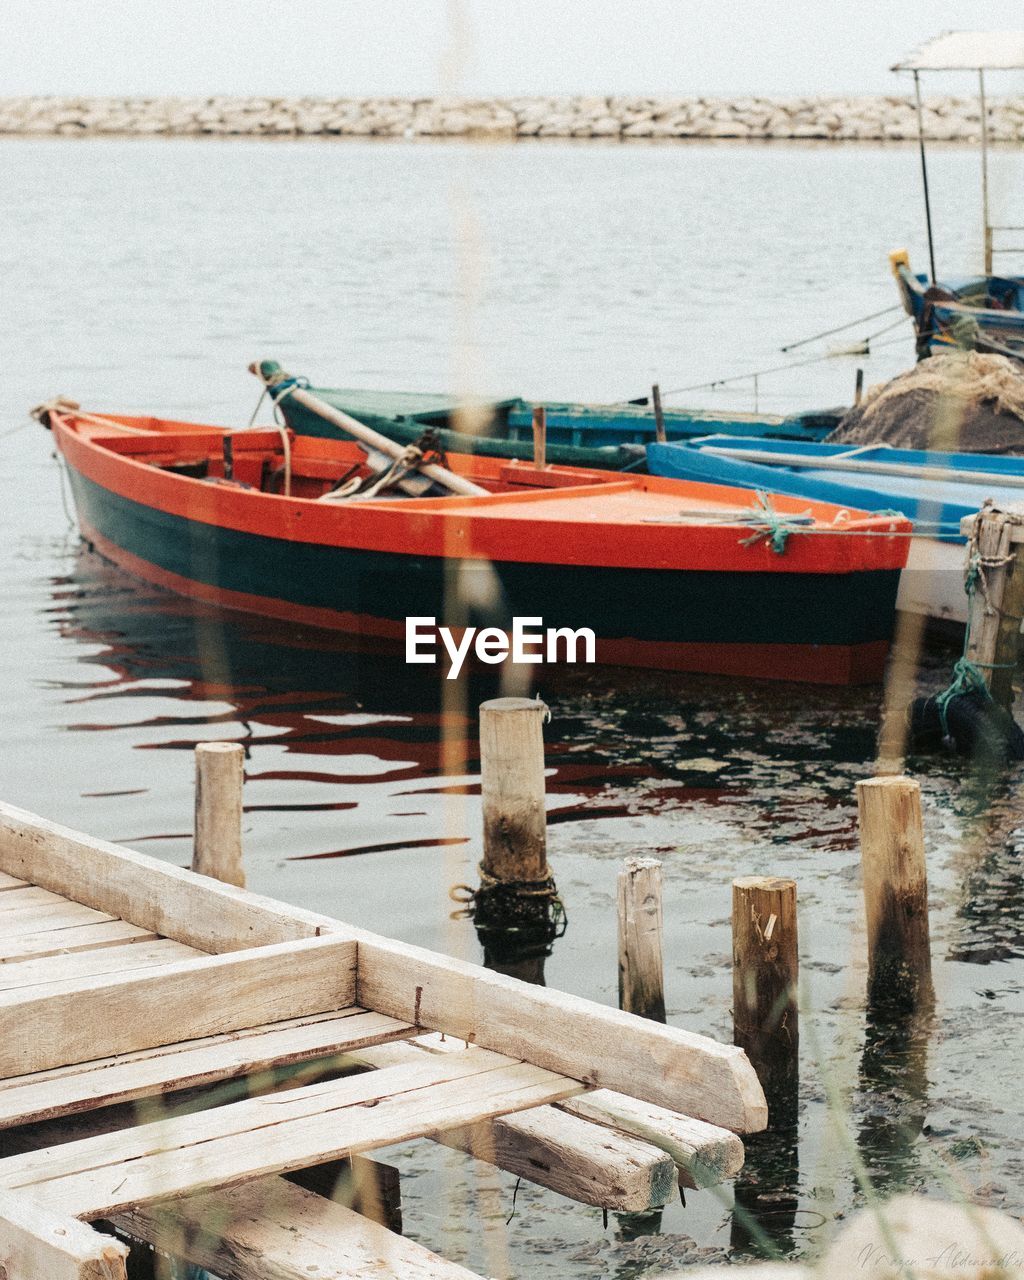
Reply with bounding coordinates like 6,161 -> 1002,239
3,1 -> 1024,99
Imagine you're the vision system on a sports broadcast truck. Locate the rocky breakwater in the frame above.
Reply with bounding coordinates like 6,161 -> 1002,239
3,95 -> 1024,141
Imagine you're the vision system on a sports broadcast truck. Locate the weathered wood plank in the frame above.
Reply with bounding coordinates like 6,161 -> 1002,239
0,804 -> 767,1132
117,1176 -> 484,1280
0,871 -> 26,891
0,939 -> 201,993
0,1188 -> 128,1280
0,885 -> 71,910
0,899 -> 116,937
353,934 -> 767,1132
0,935 -> 357,1077
0,802 -> 330,950
559,1091 -> 745,1189
3,1054 -> 582,1216
353,1036 -> 678,1209
0,921 -> 156,964
0,1008 -> 415,1129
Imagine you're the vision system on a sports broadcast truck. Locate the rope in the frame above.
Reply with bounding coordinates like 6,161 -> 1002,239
634,324 -> 924,403
737,490 -> 809,554
931,504 -> 1020,740
450,862 -> 567,938
780,303 -> 903,352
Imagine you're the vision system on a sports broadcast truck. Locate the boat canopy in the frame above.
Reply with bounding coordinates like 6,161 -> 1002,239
893,30 -> 1024,72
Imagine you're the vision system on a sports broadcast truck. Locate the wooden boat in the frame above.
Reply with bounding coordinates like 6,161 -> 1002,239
891,251 -> 1024,361
647,435 -> 1024,624
890,33 -> 1024,361
252,360 -> 839,469
38,405 -> 910,684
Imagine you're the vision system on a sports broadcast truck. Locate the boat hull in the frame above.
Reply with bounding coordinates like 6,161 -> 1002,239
62,451 -> 900,686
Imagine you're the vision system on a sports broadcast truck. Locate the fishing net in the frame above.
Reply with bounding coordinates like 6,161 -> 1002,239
828,351 -> 1024,453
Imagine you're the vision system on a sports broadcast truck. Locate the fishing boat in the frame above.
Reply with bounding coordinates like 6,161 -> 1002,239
35,403 -> 910,685
647,435 -> 1024,624
890,32 -> 1024,361
252,360 -> 839,469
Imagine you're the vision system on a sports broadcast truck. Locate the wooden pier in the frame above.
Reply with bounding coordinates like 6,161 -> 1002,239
0,801 -> 765,1280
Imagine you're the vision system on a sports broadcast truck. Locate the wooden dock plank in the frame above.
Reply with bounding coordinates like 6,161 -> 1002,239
2,1054 -> 583,1216
354,935 -> 767,1132
0,1188 -> 128,1280
0,1008 -> 416,1129
559,1091 -> 745,1189
0,920 -> 157,964
0,935 -> 358,1078
0,899 -> 117,938
352,1036 -> 678,1209
118,1177 -> 485,1280
0,871 -> 27,891
0,802 -> 768,1132
0,938 -> 202,994
0,803 -> 330,951
0,885 -> 69,910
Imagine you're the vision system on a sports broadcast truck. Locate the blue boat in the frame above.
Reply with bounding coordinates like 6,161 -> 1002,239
891,252 -> 1024,361
890,33 -> 1024,361
647,435 -> 1024,624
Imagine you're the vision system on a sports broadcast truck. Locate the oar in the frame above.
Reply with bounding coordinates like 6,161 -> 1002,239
696,443 -> 1024,490
252,365 -> 488,499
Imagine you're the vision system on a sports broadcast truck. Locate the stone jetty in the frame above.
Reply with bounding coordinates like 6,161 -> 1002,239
2,94 -> 1024,141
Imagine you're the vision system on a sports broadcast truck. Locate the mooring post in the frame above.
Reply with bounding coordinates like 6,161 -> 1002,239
854,367 -> 864,406
193,742 -> 245,888
960,505 -> 1024,709
856,776 -> 932,1009
651,383 -> 666,443
732,876 -> 799,1124
617,857 -> 666,1022
473,697 -> 559,979
532,405 -> 547,470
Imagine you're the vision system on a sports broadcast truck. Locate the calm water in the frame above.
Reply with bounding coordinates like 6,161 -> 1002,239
2,137 -> 1024,1277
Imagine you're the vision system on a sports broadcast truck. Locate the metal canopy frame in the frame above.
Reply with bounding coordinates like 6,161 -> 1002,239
893,31 -> 1024,278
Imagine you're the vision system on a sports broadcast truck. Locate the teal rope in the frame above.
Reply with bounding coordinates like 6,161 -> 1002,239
932,544 -> 1015,738
738,490 -> 810,555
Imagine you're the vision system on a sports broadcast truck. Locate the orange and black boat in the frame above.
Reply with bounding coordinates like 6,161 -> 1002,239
37,405 -> 911,684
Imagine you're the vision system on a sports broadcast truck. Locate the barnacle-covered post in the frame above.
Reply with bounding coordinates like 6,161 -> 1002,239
960,504 -> 1024,709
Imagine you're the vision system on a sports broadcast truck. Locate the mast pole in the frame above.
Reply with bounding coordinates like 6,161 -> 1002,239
913,71 -> 938,284
979,68 -> 992,274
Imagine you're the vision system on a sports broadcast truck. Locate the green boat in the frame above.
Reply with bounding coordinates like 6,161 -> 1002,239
252,361 -> 840,471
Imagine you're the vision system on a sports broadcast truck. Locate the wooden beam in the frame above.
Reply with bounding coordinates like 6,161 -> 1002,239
0,804 -> 767,1132
0,1189 -> 128,1280
2,1053 -> 582,1216
353,1037 -> 678,1209
558,1091 -> 745,1189
354,934 -> 767,1132
0,1008 -> 414,1130
0,936 -> 357,1077
117,1176 -> 484,1280
0,803 -> 332,951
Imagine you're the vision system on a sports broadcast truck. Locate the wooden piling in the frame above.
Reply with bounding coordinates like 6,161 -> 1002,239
732,877 -> 798,1119
193,743 -> 245,888
474,698 -> 557,975
854,367 -> 864,406
960,505 -> 1024,708
532,405 -> 547,471
617,858 -> 666,1022
651,384 -> 666,443
856,776 -> 932,1009
479,698 -> 549,887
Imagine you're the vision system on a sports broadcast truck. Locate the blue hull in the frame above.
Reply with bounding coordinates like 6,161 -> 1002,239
647,437 -> 1024,541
